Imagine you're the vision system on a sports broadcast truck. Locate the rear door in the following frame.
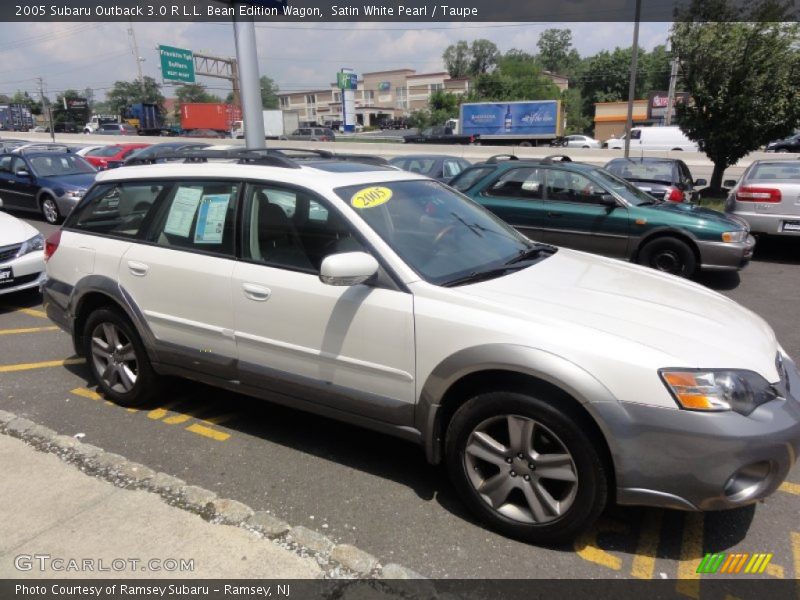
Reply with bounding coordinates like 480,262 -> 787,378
118,179 -> 240,379
477,166 -> 549,242
7,157 -> 38,211
538,168 -> 631,257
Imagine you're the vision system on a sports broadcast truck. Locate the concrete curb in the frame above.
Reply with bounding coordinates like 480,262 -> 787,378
0,409 -> 427,585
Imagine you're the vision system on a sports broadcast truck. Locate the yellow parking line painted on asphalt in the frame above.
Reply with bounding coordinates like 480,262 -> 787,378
14,307 -> 48,319
791,533 -> 800,586
780,481 -> 800,496
765,563 -> 784,579
631,510 -> 663,579
147,402 -> 184,420
185,423 -> 230,441
574,519 -> 627,571
676,513 -> 705,600
0,357 -> 85,373
0,325 -> 59,336
200,413 -> 237,425
71,387 -> 101,401
162,410 -> 201,425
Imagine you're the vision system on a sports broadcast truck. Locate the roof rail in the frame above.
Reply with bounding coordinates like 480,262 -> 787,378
14,144 -> 72,154
125,147 -> 301,169
542,154 -> 573,164
266,147 -> 390,166
486,154 -> 520,164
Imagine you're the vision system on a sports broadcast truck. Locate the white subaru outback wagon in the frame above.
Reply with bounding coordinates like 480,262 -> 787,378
43,149 -> 800,544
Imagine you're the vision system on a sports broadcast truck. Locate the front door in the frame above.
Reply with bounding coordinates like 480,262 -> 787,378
539,169 -> 631,258
231,182 -> 416,426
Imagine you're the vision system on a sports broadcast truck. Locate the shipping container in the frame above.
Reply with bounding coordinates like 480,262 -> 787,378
180,103 -> 242,133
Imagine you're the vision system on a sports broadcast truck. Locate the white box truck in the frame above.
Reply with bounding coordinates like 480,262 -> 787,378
231,110 -> 300,140
605,126 -> 698,152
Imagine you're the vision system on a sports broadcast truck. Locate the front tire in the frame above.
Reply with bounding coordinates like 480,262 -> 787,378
83,308 -> 161,407
445,392 -> 608,544
638,236 -> 697,277
40,195 -> 61,224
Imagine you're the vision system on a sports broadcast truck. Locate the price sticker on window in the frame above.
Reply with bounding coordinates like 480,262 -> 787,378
351,186 -> 393,209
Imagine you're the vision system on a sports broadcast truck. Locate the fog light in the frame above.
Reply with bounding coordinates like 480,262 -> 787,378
723,461 -> 773,503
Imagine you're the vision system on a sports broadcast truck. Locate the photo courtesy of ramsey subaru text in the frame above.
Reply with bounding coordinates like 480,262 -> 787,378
42,148 -> 800,544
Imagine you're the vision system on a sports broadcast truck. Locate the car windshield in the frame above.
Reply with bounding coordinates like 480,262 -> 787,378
588,167 -> 660,205
606,160 -> 673,182
87,145 -> 123,157
335,179 -> 550,285
749,163 -> 800,180
390,158 -> 437,175
28,155 -> 96,177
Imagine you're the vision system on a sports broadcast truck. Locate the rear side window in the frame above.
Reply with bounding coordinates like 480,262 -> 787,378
69,182 -> 166,239
484,167 -> 546,200
146,181 -> 239,257
449,166 -> 495,192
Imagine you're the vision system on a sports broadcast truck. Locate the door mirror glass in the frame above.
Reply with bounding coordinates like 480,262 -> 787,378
599,194 -> 617,207
15,169 -> 30,178
694,178 -> 707,187
319,252 -> 379,286
724,179 -> 737,188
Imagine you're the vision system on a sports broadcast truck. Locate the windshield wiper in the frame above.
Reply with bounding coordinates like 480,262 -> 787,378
442,265 -> 527,287
505,243 -> 557,265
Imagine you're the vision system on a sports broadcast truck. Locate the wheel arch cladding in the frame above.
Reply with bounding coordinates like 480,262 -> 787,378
635,228 -> 700,264
417,344 -> 618,489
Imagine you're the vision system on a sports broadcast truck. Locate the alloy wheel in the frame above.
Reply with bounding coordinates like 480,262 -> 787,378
41,198 -> 59,224
464,414 -> 578,524
90,322 -> 139,394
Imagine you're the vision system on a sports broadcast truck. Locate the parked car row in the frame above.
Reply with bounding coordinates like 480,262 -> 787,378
27,145 -> 800,546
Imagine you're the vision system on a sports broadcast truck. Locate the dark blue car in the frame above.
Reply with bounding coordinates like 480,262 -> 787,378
0,150 -> 97,224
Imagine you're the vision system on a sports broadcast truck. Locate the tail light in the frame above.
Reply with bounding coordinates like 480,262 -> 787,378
469,135 -> 475,143
665,187 -> 685,202
736,186 -> 782,202
44,230 -> 61,261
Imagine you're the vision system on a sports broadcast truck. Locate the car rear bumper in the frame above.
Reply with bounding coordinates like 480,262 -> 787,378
696,234 -> 755,271
727,210 -> 800,236
590,356 -> 800,511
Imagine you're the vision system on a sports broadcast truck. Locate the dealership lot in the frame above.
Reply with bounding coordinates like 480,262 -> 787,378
0,215 -> 798,584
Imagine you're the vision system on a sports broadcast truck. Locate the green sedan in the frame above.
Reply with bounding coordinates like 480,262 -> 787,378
448,155 -> 755,277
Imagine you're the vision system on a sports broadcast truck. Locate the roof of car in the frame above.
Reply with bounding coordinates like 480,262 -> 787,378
95,161 -> 427,192
390,154 -> 464,161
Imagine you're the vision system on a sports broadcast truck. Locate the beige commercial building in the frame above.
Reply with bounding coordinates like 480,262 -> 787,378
593,100 -> 649,142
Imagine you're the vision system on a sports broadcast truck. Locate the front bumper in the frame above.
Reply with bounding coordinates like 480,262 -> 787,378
0,251 -> 45,296
696,234 -> 756,271
590,357 -> 800,511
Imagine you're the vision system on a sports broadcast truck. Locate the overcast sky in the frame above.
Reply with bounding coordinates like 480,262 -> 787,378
0,21 -> 671,101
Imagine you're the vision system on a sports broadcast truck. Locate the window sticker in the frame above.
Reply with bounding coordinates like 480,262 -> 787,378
194,194 -> 230,244
164,187 -> 203,238
351,186 -> 393,209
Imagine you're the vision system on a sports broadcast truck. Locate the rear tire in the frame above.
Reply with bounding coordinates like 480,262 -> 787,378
83,308 -> 161,407
519,141 -> 533,148
445,391 -> 608,544
40,195 -> 61,225
638,236 -> 697,277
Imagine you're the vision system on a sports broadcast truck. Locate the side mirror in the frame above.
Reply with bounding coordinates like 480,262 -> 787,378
0,198 -> 4,209
599,194 -> 617,207
319,252 -> 379,287
15,170 -> 30,178
723,179 -> 737,188
694,178 -> 707,187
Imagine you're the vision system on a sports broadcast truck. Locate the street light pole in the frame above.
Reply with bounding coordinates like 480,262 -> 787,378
233,7 -> 265,148
623,0 -> 642,158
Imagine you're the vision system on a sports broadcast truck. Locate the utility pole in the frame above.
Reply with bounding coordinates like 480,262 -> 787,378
664,55 -> 679,126
624,0 -> 642,158
36,76 -> 55,143
232,8 -> 265,148
127,19 -> 147,101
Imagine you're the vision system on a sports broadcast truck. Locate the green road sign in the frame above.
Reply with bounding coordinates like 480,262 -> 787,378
159,45 -> 195,83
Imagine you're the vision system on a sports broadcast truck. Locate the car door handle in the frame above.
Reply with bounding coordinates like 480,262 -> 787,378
547,212 -> 563,217
127,261 -> 149,277
242,283 -> 271,302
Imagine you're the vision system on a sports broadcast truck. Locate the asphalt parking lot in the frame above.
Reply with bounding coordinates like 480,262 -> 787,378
1,215 -> 799,590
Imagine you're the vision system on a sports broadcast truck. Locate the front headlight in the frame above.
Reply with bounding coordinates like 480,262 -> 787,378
660,369 -> 780,416
65,189 -> 85,200
721,230 -> 747,243
18,233 -> 44,256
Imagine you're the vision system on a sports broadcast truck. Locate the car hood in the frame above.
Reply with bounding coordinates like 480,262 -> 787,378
456,249 -> 777,376
39,173 -> 96,190
641,201 -> 744,228
0,210 -> 39,244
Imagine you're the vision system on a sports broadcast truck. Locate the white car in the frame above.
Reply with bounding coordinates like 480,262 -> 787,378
0,199 -> 45,295
556,135 -> 601,149
42,148 -> 800,544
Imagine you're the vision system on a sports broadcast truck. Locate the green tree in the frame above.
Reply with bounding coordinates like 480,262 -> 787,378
11,90 -> 42,115
466,49 -> 561,102
469,39 -> 500,76
52,89 -> 89,128
175,83 -> 220,105
671,0 -> 800,190
537,28 -> 578,74
443,41 -> 471,78
107,76 -> 165,115
258,75 -> 280,109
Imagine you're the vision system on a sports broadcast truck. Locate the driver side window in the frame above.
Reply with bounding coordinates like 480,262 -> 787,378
546,171 -> 607,205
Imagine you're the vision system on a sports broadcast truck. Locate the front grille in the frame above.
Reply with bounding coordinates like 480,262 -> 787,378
0,244 -> 21,263
0,272 -> 39,288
